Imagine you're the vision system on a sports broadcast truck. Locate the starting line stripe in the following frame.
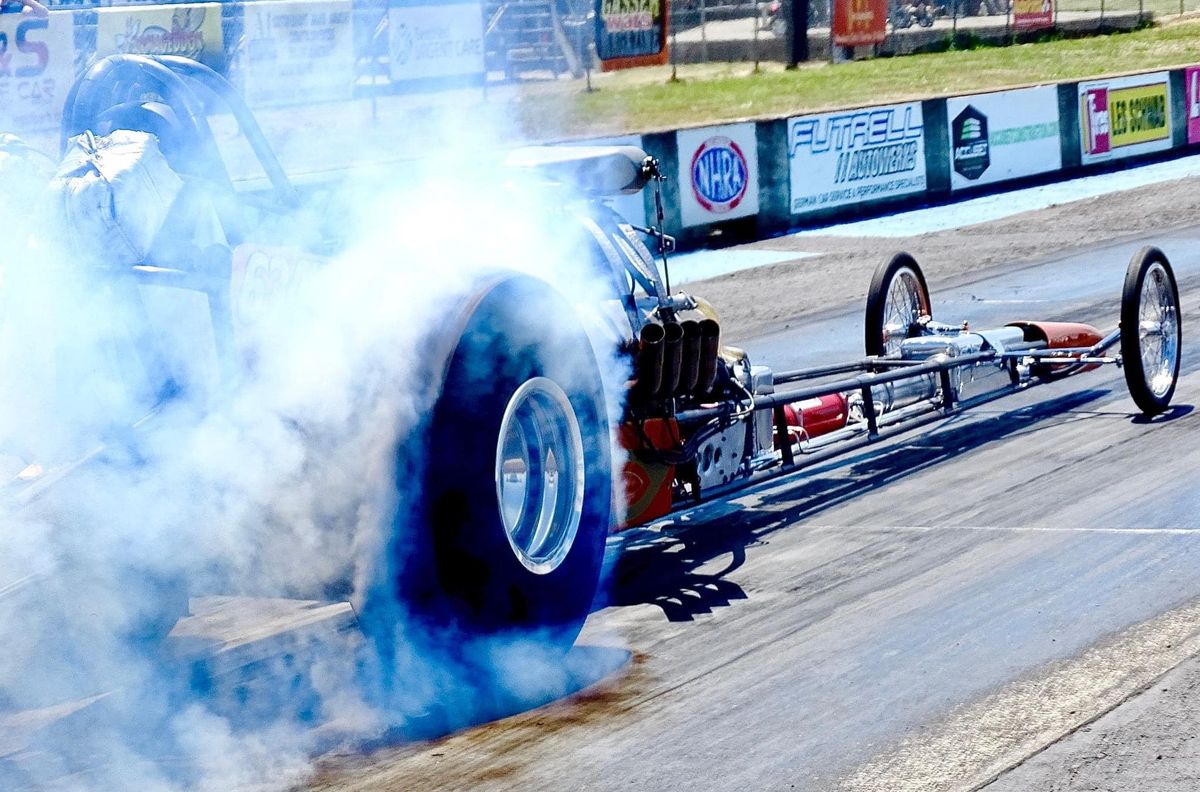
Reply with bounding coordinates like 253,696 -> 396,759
830,525 -> 1200,535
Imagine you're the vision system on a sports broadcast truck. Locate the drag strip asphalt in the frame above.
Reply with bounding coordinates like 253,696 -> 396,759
308,221 -> 1200,790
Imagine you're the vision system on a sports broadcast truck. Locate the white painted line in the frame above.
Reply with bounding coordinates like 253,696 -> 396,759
844,525 -> 1200,535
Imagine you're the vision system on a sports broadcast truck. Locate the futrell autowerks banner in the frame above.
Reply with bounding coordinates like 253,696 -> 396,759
787,102 -> 926,215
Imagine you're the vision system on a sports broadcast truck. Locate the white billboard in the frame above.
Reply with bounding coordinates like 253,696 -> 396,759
0,12 -> 73,135
788,102 -> 926,216
677,122 -> 759,228
388,0 -> 485,88
239,0 -> 356,107
948,86 -> 1061,191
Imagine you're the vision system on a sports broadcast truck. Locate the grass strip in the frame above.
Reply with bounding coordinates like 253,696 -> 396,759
513,18 -> 1200,140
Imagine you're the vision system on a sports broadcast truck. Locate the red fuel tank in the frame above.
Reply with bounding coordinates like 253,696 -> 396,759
781,393 -> 849,443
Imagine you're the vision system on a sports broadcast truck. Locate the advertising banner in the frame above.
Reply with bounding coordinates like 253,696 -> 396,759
595,0 -> 668,71
95,4 -> 225,71
947,86 -> 1060,191
1013,0 -> 1052,30
787,102 -> 925,215
677,123 -> 759,228
1078,72 -> 1171,165
832,0 -> 887,47
0,11 -> 72,134
240,0 -> 355,107
1186,66 -> 1200,145
388,0 -> 485,89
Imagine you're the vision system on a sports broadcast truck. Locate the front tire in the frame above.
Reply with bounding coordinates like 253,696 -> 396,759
865,252 -> 932,357
1121,247 -> 1181,416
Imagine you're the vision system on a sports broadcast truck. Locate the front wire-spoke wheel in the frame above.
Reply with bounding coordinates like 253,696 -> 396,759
865,252 -> 932,357
1121,246 -> 1181,415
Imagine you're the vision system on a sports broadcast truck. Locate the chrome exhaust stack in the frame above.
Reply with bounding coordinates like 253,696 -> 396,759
634,322 -> 665,398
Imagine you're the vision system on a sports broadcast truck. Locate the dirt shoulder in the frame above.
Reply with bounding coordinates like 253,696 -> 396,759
685,172 -> 1200,342
982,649 -> 1200,792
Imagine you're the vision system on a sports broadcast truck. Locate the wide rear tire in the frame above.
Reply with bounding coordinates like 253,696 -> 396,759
366,276 -> 612,655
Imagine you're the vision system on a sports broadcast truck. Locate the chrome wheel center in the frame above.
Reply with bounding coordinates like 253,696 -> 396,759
495,377 -> 585,575
882,268 -> 924,356
1137,263 -> 1179,398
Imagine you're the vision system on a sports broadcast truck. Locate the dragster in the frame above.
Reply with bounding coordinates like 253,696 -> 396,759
0,53 -> 1183,676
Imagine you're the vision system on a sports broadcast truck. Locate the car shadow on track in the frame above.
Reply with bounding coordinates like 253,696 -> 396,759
600,387 -> 1120,622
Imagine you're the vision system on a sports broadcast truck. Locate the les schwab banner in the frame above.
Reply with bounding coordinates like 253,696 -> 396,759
1078,73 -> 1171,165
788,102 -> 926,215
0,11 -> 73,134
832,0 -> 887,47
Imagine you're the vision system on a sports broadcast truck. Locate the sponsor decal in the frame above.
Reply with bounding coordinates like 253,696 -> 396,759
832,0 -> 887,46
690,136 -> 748,214
0,12 -> 71,134
1013,0 -> 1052,29
1081,87 -> 1111,155
114,7 -> 206,60
392,21 -> 414,65
230,244 -> 322,333
989,121 -> 1058,145
595,0 -> 666,68
1080,78 -> 1169,161
788,103 -> 926,214
96,4 -> 224,70
1188,66 -> 1200,145
677,123 -> 758,227
951,105 -> 989,181
1109,83 -> 1169,147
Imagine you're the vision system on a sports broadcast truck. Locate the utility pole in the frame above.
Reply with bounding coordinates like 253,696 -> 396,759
786,0 -> 811,67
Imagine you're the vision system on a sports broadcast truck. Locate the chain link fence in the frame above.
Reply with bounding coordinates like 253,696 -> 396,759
22,0 -> 1195,84
663,0 -> 1165,65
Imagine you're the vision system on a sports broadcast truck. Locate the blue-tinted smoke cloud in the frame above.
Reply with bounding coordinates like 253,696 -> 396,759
0,95 -> 632,789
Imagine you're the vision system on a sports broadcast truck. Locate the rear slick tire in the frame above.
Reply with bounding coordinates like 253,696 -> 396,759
1120,246 -> 1181,416
383,277 -> 613,654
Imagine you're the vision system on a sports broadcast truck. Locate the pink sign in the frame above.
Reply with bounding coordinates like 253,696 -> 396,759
1187,66 -> 1200,145
1082,88 -> 1110,156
